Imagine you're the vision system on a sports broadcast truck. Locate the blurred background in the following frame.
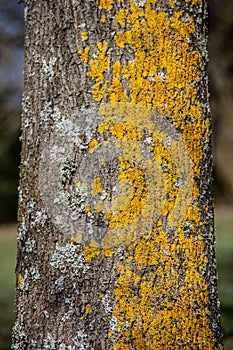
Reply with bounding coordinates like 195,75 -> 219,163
0,0 -> 232,349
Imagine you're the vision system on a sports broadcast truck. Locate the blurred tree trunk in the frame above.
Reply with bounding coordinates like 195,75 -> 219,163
13,0 -> 223,349
209,0 -> 233,202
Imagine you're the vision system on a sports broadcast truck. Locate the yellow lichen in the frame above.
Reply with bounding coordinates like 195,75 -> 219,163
102,247 -> 113,257
98,0 -> 114,10
70,233 -> 82,244
78,47 -> 89,63
115,8 -> 129,26
75,181 -> 87,189
98,123 -> 110,134
91,177 -> 103,195
79,304 -> 93,320
18,275 -> 23,289
169,0 -> 175,7
86,43 -> 110,101
85,204 -> 91,213
81,31 -> 88,41
78,0 -> 220,348
97,40 -> 108,52
101,14 -> 106,22
88,138 -> 98,154
109,158 -> 148,229
85,304 -> 93,314
84,243 -> 100,262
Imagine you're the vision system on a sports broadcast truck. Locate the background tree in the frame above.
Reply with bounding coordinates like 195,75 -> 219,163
209,0 -> 233,202
0,0 -> 23,222
13,0 -> 222,349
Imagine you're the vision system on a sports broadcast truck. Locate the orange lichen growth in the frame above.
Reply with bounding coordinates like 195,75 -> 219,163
89,8 -> 204,175
79,304 -> 93,320
85,204 -> 91,213
98,0 -> 114,10
84,241 -> 100,262
101,14 -> 106,22
91,177 -> 103,195
70,233 -> 82,244
88,138 -> 98,154
110,122 -> 141,141
78,0 -> 220,348
102,247 -> 113,257
17,275 -> 23,289
86,40 -> 110,101
78,47 -> 89,63
81,31 -> 88,41
169,0 -> 175,7
115,8 -> 129,26
109,158 -> 148,228
85,304 -> 93,314
111,220 -> 218,349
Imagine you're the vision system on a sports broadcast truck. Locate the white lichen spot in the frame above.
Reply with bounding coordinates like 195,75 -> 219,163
109,316 -> 121,336
17,216 -> 27,241
18,188 -> 23,203
165,135 -> 173,146
58,344 -> 75,350
101,291 -> 113,315
182,12 -> 191,23
72,328 -> 94,350
61,297 -> 75,322
144,136 -> 154,146
30,340 -> 38,347
29,266 -> 40,281
149,75 -> 156,81
43,310 -> 49,318
38,106 -> 106,239
39,101 -> 52,123
34,209 -> 48,226
42,56 -> 57,83
11,320 -> 28,349
174,178 -> 184,187
43,333 -> 57,350
40,103 -> 62,124
51,105 -> 62,121
134,0 -> 146,6
27,199 -> 35,213
78,23 -> 86,29
100,189 -> 107,200
54,275 -> 65,293
25,237 -> 36,253
75,184 -> 89,211
50,243 -> 88,275
157,68 -> 166,82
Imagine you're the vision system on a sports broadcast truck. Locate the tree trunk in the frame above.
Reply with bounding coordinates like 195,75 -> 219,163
13,0 -> 223,349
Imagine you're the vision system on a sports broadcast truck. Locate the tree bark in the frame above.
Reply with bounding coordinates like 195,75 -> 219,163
13,0 -> 223,349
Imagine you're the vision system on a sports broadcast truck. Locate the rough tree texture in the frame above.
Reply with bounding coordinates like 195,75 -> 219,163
13,0 -> 223,349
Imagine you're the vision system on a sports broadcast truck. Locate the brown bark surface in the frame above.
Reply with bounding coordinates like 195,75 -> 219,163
13,1 -> 222,349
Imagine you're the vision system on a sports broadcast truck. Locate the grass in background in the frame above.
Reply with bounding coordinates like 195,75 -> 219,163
0,225 -> 16,350
0,210 -> 232,349
215,208 -> 233,350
